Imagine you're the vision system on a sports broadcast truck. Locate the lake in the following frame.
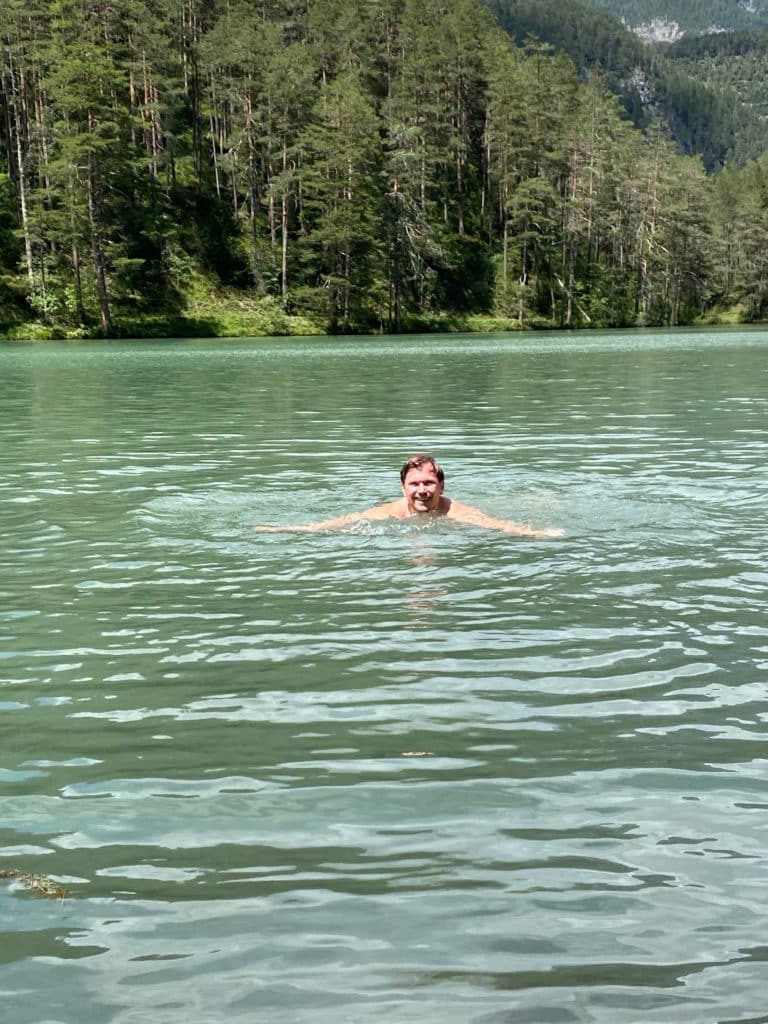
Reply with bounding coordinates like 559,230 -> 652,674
1,328 -> 767,1024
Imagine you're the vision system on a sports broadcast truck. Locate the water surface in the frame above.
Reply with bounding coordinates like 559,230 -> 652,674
1,329 -> 767,1023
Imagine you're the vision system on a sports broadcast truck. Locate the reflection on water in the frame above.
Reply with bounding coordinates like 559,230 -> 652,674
403,544 -> 448,624
1,330 -> 768,1024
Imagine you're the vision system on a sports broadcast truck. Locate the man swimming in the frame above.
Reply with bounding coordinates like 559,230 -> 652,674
253,453 -> 563,537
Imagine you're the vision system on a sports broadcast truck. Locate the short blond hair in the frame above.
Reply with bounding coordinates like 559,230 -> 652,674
400,453 -> 444,484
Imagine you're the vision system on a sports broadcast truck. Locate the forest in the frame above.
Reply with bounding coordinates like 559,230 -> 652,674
487,0 -> 768,167
663,28 -> 768,131
2,0 -> 768,338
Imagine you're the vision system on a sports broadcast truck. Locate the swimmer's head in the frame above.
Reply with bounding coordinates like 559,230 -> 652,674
400,453 -> 444,485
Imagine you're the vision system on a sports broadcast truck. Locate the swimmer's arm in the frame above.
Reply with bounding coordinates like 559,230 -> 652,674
446,500 -> 564,538
252,515 -> 357,533
252,501 -> 399,533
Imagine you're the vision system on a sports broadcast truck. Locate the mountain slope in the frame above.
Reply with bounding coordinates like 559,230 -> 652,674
581,0 -> 768,37
661,29 -> 768,161
483,0 -> 766,167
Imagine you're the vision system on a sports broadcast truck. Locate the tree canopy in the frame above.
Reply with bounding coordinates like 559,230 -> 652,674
1,0 -> 768,337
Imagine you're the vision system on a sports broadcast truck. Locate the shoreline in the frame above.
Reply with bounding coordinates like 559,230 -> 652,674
0,310 -> 756,343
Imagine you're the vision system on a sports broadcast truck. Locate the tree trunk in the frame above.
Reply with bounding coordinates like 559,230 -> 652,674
6,59 -> 35,291
280,138 -> 289,305
87,152 -> 113,335
245,92 -> 263,292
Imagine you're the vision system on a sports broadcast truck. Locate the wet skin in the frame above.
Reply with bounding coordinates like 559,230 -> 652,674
253,461 -> 564,538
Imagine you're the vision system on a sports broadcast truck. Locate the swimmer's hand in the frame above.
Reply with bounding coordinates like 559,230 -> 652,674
497,524 -> 565,538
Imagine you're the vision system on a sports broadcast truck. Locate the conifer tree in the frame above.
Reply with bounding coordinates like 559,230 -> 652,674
300,67 -> 382,332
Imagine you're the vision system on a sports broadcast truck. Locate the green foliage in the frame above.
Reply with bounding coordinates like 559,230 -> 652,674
482,0 -> 763,169
662,29 -> 768,164
0,0 -> 767,338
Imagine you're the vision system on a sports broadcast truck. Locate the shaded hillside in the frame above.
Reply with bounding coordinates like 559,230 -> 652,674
660,30 -> 768,163
665,27 -> 768,118
483,0 -> 764,167
483,0 -> 647,88
581,0 -> 768,35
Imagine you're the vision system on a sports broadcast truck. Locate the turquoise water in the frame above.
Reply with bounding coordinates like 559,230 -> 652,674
1,329 -> 767,1023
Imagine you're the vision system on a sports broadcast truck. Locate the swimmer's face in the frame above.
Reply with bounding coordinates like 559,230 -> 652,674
402,463 -> 444,514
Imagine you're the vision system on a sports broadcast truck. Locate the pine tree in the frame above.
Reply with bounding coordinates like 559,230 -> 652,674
300,67 -> 382,332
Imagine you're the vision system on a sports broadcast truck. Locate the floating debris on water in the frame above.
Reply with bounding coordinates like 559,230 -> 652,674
0,870 -> 70,899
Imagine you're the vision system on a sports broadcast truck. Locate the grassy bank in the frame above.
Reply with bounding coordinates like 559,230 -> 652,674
0,268 -> 757,341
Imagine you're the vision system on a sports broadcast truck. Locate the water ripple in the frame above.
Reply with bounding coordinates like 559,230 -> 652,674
2,334 -> 768,1023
